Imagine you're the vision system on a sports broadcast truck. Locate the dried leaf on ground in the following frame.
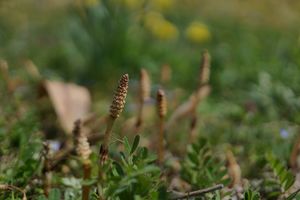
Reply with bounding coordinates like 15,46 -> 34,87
44,80 -> 91,134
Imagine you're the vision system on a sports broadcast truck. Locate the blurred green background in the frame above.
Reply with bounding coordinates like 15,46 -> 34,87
2,0 -> 300,95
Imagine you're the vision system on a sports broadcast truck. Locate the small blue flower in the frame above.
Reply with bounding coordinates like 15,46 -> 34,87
280,128 -> 289,139
49,140 -> 61,152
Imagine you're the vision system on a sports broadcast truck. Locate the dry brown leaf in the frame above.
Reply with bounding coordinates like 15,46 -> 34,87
44,80 -> 91,134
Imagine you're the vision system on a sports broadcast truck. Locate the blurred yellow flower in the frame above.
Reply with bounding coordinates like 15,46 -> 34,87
185,22 -> 211,44
151,0 -> 174,11
122,0 -> 143,9
144,11 -> 178,40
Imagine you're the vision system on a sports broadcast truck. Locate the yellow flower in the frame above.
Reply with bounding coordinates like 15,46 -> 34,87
151,0 -> 174,11
144,11 -> 178,40
185,22 -> 211,44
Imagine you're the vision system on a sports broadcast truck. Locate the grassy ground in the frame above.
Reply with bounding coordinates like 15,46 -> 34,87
1,0 -> 300,199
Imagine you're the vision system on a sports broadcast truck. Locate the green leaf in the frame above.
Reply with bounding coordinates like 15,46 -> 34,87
266,153 -> 295,192
244,189 -> 261,200
124,136 -> 131,155
181,137 -> 230,190
129,165 -> 160,177
82,178 -> 97,186
284,173 -> 295,191
221,177 -> 231,186
267,191 -> 281,198
212,191 -> 221,200
48,188 -> 61,200
37,196 -> 47,200
130,135 -> 140,155
158,185 -> 168,200
113,161 -> 125,176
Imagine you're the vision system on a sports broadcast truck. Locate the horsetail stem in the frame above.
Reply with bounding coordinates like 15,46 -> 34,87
42,142 -> 51,197
135,69 -> 151,132
100,73 -> 129,164
74,120 -> 92,200
199,49 -> 211,87
157,89 -> 167,165
98,74 -> 129,200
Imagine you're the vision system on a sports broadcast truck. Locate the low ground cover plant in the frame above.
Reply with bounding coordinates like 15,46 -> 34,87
1,51 -> 300,200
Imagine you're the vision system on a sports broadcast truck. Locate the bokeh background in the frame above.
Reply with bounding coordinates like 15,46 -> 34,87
2,0 -> 300,93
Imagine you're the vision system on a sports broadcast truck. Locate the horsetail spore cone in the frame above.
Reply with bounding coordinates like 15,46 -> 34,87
77,136 -> 92,161
98,74 -> 129,200
157,89 -> 167,118
74,120 -> 92,200
109,74 -> 129,119
135,69 -> 151,131
139,69 -> 151,102
101,73 -> 129,164
75,120 -> 92,162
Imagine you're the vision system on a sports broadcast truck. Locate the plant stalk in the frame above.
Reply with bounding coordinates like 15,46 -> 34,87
158,117 -> 165,165
82,161 -> 91,200
170,184 -> 223,200
135,100 -> 144,134
97,116 -> 115,200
